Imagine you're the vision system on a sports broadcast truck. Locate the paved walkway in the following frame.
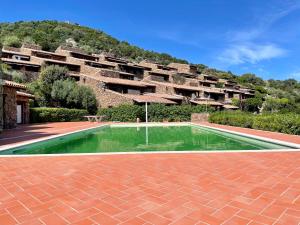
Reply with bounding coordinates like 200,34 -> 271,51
0,122 -> 299,225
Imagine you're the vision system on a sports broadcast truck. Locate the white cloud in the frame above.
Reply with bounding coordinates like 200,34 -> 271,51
218,43 -> 286,65
228,1 -> 300,42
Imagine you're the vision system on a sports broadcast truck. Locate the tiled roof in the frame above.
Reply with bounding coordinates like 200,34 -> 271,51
203,88 -> 225,94
190,100 -> 224,106
32,50 -> 66,57
223,104 -> 239,109
144,93 -> 184,100
199,80 -> 217,84
125,94 -> 177,104
44,59 -> 81,67
16,91 -> 35,98
93,76 -> 156,87
3,80 -> 26,89
150,81 -> 203,91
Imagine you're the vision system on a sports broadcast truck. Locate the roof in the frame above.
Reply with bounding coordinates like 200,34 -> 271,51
199,80 -> 217,84
125,94 -> 177,104
190,100 -> 224,106
98,68 -> 135,77
3,80 -> 26,89
224,88 -> 241,93
223,105 -> 239,109
85,60 -> 116,68
31,50 -> 66,58
96,76 -> 156,87
2,49 -> 30,57
149,70 -> 170,76
44,59 -> 81,67
144,93 -> 184,100
150,81 -> 203,92
16,91 -> 35,98
203,88 -> 225,94
1,58 -> 41,67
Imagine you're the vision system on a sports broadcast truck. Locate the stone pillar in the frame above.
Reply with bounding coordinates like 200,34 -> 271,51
191,113 -> 209,123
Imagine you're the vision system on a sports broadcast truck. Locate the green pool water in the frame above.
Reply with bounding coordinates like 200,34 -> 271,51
0,125 -> 293,155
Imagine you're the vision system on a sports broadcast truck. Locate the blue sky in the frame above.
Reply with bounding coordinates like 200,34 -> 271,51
1,0 -> 300,80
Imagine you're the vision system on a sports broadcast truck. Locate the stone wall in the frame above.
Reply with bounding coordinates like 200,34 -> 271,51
80,76 -> 133,108
191,113 -> 209,123
3,86 -> 17,129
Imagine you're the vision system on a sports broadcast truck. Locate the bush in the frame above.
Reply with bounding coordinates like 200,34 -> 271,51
98,105 -> 144,122
209,111 -> 254,128
2,35 -> 21,47
209,111 -> 300,135
253,114 -> 300,135
30,108 -> 88,123
98,104 -> 213,122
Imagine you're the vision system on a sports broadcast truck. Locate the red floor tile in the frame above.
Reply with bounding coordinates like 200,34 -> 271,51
0,122 -> 300,224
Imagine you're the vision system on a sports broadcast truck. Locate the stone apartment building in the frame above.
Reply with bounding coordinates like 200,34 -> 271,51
1,44 -> 255,109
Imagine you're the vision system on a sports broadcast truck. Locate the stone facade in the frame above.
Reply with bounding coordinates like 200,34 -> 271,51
191,113 -> 209,122
80,76 -> 133,108
1,81 -> 32,129
1,44 -> 255,109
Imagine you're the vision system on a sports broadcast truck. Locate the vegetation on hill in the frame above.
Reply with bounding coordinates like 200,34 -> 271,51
1,20 -> 300,113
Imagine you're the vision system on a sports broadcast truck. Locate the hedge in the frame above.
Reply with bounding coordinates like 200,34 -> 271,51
98,104 -> 213,122
30,108 -> 88,123
209,111 -> 300,135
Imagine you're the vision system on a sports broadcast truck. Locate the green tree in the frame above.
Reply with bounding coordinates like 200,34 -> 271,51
51,79 -> 97,114
39,65 -> 69,104
241,97 -> 263,113
238,73 -> 265,86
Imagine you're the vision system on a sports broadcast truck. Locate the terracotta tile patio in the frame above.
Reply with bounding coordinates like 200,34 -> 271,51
0,122 -> 299,225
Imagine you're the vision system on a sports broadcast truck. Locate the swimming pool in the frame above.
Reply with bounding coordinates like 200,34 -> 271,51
0,124 -> 295,155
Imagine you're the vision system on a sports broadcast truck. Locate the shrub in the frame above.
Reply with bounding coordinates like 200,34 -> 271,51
2,35 -> 21,48
253,114 -> 300,135
98,104 -> 212,122
30,108 -> 88,123
209,111 -> 254,128
209,111 -> 300,135
98,105 -> 144,122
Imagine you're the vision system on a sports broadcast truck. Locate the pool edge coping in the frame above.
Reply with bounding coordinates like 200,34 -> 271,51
0,122 -> 299,157
191,123 -> 300,149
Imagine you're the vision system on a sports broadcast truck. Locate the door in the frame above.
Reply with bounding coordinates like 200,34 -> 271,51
17,104 -> 22,124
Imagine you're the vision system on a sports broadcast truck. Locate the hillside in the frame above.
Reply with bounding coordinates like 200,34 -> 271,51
0,20 -> 300,112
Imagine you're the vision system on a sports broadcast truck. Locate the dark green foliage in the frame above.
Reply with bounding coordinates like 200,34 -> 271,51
240,97 -> 263,113
98,104 -> 213,122
238,73 -> 265,86
38,65 -> 69,103
209,111 -> 300,135
29,66 -> 97,113
0,21 -> 187,64
262,97 -> 297,113
30,108 -> 88,123
98,104 -> 144,122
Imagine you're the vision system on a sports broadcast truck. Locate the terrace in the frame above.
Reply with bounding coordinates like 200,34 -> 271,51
43,59 -> 81,73
1,58 -> 41,73
98,76 -> 156,94
31,50 -> 67,61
